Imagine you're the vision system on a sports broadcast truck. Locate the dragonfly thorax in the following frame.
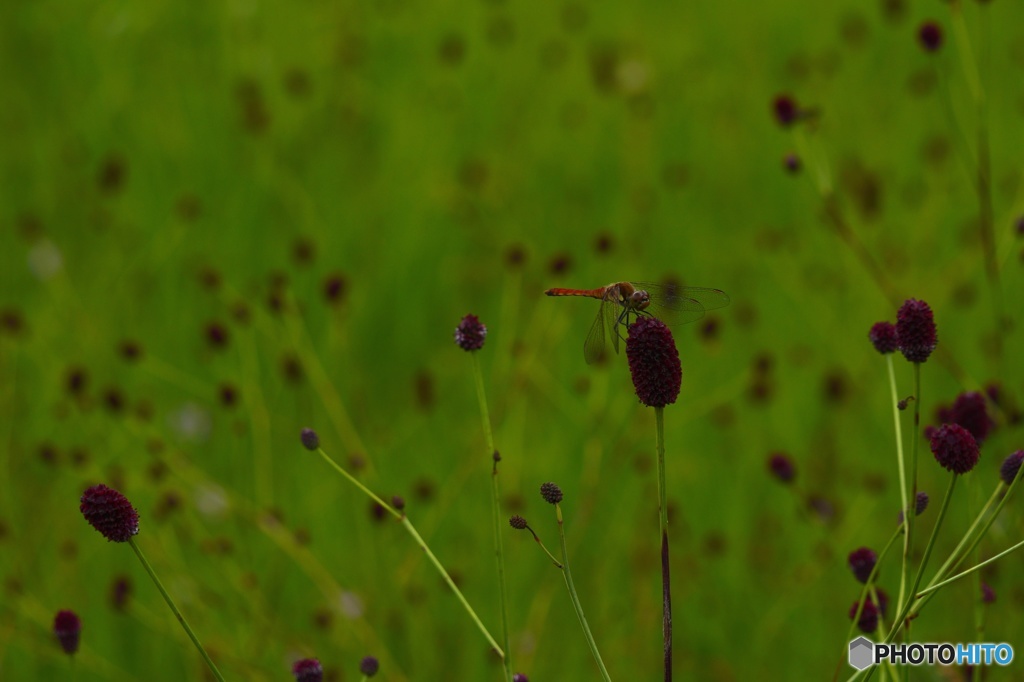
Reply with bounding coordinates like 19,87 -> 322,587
627,289 -> 651,310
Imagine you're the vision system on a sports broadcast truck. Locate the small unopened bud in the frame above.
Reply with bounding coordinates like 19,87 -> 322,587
300,428 -> 320,451
540,482 -> 563,505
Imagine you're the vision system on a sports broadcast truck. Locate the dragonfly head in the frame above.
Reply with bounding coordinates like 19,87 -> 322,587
629,289 -> 651,310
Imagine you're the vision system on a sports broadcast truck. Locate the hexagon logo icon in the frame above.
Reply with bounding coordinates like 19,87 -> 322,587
849,637 -> 874,670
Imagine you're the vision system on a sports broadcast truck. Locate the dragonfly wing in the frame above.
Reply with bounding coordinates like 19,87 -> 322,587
633,283 -> 730,326
606,293 -> 622,355
585,299 -> 606,364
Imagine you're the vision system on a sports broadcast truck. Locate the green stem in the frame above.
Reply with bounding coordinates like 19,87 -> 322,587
917,535 -> 1024,599
401,517 -> 505,659
472,353 -> 513,682
946,458 -> 1024,576
316,448 -> 401,520
835,528 -> 900,682
128,538 -> 225,681
315,446 -> 504,658
556,503 -> 612,682
922,484 -> 1001,592
905,464 -> 1023,625
885,356 -> 909,612
972,540 -> 984,682
863,473 -> 957,682
867,585 -> 898,682
655,407 -> 672,682
522,523 -> 563,568
901,363 -> 921,638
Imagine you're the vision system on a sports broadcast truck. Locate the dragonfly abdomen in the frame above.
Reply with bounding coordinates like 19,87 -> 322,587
544,287 -> 608,299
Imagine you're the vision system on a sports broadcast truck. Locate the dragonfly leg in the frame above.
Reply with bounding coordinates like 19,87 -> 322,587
614,307 -> 636,346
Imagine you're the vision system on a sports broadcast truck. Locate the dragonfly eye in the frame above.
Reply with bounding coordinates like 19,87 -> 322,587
631,290 -> 650,308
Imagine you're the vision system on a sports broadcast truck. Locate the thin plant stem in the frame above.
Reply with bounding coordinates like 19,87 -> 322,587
945,457 -> 1024,576
401,518 -> 505,658
555,502 -> 612,682
655,407 -> 672,682
916,535 -> 1024,599
915,462 -> 1024,615
867,585 -> 897,682
923,484 -> 1001,592
972,542 -> 984,682
833,527 -> 900,682
862,473 -> 958,682
949,1 -> 1002,331
471,352 -> 513,682
521,522 -> 563,568
314,446 -> 505,659
127,538 -> 225,682
901,363 -> 922,640
885,355 -> 909,612
315,448 -> 401,520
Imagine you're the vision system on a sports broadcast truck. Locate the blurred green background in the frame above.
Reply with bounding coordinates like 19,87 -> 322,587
2,0 -> 1024,679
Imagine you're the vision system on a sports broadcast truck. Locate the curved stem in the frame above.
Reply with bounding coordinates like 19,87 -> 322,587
472,353 -> 513,682
917,535 -> 1024,599
128,538 -> 225,681
316,448 -> 401,520
315,446 -> 503,658
556,503 -> 612,682
863,473 -> 958,682
401,518 -> 505,658
923,484 -> 1001,593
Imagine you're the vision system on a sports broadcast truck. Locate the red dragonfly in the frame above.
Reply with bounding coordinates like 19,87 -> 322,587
545,281 -> 730,364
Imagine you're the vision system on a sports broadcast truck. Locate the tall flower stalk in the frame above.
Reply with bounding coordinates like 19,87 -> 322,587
79,485 -> 225,682
456,314 -> 513,682
626,316 -> 682,682
301,429 -> 505,662
539,483 -> 612,682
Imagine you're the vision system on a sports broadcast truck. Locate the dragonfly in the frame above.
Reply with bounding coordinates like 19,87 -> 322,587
545,281 -> 730,365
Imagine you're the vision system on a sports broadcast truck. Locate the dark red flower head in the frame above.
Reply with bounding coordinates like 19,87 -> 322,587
848,547 -> 877,584
897,491 -> 930,524
53,610 -> 81,655
454,314 -> 487,351
1000,450 -> 1024,486
509,514 -> 528,530
938,391 -> 995,445
540,482 -> 563,505
626,317 -> 682,408
292,658 -> 323,682
929,423 -> 979,475
848,588 -> 889,634
513,675 -> 530,682
360,656 -> 379,677
767,452 -> 796,484
80,485 -> 139,542
868,321 -> 898,355
848,599 -> 879,634
323,273 -> 347,304
981,582 -> 996,604
300,428 -> 320,451
772,94 -> 799,127
896,299 -> 937,363
918,21 -> 943,52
